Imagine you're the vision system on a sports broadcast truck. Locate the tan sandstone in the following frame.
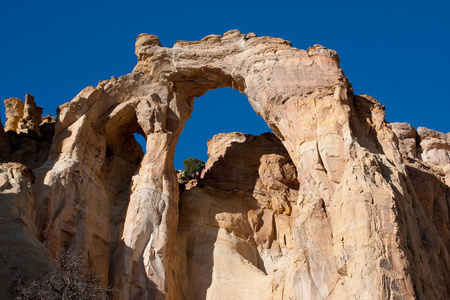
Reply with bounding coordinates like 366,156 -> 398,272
0,31 -> 449,299
0,163 -> 53,299
4,94 -> 43,136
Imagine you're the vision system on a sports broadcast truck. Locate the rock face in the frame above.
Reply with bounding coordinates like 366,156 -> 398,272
0,117 -> 10,162
4,93 -> 43,136
0,162 -> 53,299
2,95 -> 54,168
1,30 -> 449,299
392,123 -> 450,254
178,132 -> 299,299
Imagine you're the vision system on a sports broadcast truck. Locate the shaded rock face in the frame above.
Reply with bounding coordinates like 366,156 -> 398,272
0,30 -> 449,299
392,123 -> 450,254
0,163 -> 53,299
2,95 -> 55,168
178,132 -> 299,299
0,117 -> 10,161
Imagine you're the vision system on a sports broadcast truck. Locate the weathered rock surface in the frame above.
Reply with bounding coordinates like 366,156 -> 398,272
4,94 -> 43,136
2,95 -> 54,169
392,123 -> 450,254
0,163 -> 53,299
0,30 -> 449,299
178,132 -> 299,299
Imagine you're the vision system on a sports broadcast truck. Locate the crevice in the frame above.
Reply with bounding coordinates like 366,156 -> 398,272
316,142 -> 328,175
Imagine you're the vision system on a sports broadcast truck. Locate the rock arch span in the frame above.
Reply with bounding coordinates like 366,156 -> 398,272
28,30 -> 449,299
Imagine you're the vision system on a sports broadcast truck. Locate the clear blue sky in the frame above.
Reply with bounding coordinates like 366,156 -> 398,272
1,1 -> 449,169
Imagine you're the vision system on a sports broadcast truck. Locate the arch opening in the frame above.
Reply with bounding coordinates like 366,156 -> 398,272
132,132 -> 146,154
174,87 -> 272,170
174,87 -> 299,299
98,111 -> 150,288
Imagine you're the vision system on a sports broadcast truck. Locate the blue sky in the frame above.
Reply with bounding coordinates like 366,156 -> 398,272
1,1 -> 449,169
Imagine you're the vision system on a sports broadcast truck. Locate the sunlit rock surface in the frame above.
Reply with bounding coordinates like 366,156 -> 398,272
1,30 -> 449,299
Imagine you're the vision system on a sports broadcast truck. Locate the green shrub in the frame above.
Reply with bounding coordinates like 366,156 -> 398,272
183,157 -> 205,176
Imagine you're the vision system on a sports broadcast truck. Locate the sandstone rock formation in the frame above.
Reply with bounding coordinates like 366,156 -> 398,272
392,123 -> 450,254
4,93 -> 43,136
0,162 -> 53,299
178,132 -> 299,299
1,95 -> 54,169
1,30 -> 449,299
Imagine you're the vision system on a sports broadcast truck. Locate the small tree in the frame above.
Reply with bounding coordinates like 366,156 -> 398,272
182,157 -> 205,179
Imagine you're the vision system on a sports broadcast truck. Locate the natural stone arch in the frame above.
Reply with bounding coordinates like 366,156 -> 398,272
35,31 -> 349,298
126,31 -> 350,299
134,30 -> 349,194
174,86 -> 271,169
31,30 -> 449,300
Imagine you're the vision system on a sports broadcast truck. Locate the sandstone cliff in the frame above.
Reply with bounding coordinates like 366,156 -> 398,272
1,30 -> 449,299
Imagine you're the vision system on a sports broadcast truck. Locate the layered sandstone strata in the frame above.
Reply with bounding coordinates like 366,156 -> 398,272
0,30 -> 449,299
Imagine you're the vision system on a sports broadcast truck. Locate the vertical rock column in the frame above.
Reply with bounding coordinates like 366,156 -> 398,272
113,74 -> 192,299
117,132 -> 179,299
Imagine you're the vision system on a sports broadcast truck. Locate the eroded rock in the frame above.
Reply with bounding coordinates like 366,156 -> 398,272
178,132 -> 298,299
2,95 -> 54,169
4,94 -> 43,136
0,31 -> 449,299
0,163 -> 53,299
392,123 -> 450,254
